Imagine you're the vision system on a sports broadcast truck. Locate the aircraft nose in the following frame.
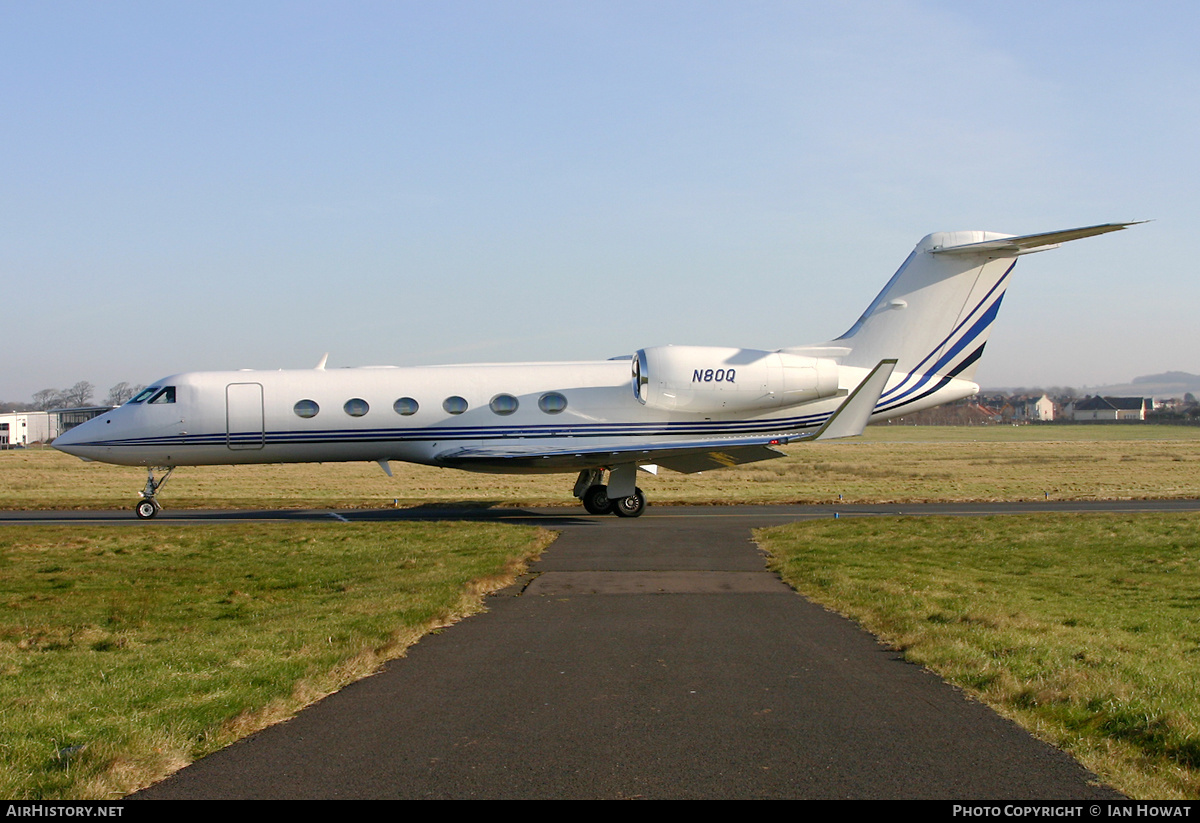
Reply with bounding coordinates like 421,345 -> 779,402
52,414 -> 106,459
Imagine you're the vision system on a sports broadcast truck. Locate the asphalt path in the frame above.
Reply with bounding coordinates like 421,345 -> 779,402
12,502 -> 1195,798
6,497 -> 1200,526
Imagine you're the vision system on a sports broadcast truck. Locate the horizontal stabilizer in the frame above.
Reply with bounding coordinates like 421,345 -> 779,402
930,222 -> 1144,256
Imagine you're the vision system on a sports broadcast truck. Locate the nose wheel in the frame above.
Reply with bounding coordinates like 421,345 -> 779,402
135,499 -> 160,519
135,466 -> 175,519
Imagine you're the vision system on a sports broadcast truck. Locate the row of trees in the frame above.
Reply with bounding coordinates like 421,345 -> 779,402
2,382 -> 143,412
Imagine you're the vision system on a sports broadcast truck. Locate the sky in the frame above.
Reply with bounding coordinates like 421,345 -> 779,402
3,1 -> 1197,403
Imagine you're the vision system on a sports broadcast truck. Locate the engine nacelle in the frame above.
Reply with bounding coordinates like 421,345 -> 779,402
632,346 -> 841,413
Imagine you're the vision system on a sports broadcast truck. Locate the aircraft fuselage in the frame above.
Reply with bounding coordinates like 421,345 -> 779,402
58,359 -> 971,470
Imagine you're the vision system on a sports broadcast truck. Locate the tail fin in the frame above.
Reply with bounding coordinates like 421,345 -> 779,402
830,223 -> 1138,381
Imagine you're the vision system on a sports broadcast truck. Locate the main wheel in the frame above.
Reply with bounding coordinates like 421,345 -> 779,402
611,487 -> 646,518
135,499 -> 159,519
582,484 -> 613,515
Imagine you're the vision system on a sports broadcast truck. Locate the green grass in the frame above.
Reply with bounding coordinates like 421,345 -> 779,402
0,522 -> 551,799
6,426 -> 1200,798
757,512 -> 1200,800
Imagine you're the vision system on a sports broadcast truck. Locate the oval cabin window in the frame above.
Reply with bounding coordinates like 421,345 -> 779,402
538,392 -> 567,414
490,394 -> 519,415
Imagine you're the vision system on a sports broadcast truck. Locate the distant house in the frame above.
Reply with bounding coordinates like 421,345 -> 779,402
989,394 -> 1056,423
1012,394 -> 1056,422
1029,394 -> 1056,421
882,397 -> 999,425
1067,396 -> 1151,421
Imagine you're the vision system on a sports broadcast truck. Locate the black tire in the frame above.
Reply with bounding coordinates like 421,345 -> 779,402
135,499 -> 158,519
611,487 -> 646,518
582,484 -> 613,515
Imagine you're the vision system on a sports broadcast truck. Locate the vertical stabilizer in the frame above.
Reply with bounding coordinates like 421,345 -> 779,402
832,223 -> 1138,383
834,231 -> 1012,381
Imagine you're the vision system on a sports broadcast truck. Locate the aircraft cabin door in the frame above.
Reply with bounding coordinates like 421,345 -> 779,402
226,382 -> 265,450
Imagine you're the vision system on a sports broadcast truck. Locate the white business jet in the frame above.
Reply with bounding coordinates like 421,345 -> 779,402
54,223 -> 1137,518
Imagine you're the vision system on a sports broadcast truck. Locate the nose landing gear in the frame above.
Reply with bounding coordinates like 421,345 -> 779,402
135,466 -> 175,519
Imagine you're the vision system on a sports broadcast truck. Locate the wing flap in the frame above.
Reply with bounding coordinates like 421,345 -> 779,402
653,444 -> 788,474
435,437 -> 790,473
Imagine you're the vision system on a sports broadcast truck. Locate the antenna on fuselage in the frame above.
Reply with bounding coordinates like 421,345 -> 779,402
315,353 -> 329,370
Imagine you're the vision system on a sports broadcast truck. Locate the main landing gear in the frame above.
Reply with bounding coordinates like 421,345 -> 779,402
574,469 -> 647,518
135,466 -> 175,519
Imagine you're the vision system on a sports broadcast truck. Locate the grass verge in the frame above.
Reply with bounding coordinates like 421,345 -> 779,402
756,512 -> 1200,799
0,522 -> 552,799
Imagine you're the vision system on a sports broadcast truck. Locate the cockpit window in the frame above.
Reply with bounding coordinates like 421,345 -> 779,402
148,387 -> 176,404
129,387 -> 158,404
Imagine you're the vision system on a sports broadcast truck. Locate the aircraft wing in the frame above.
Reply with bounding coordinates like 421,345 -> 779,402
435,436 -> 793,474
434,360 -> 897,474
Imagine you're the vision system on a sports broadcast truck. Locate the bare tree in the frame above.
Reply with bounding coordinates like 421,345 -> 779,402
105,382 -> 141,406
32,388 -> 65,410
58,381 -> 95,407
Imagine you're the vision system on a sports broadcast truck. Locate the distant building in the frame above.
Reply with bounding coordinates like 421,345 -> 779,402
1005,394 -> 1056,422
882,398 -> 999,425
1027,394 -> 1056,421
1067,396 -> 1151,421
0,411 -> 52,447
0,407 -> 110,447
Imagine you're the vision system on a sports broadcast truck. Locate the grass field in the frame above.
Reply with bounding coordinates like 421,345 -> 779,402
4,423 -> 1200,511
758,513 -> 1200,800
4,424 -> 1200,799
0,522 -> 551,799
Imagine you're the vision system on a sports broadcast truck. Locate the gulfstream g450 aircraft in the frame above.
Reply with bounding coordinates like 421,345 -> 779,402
54,223 -> 1137,518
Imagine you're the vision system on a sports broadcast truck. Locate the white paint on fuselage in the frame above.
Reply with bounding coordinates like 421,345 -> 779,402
53,359 -> 976,470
